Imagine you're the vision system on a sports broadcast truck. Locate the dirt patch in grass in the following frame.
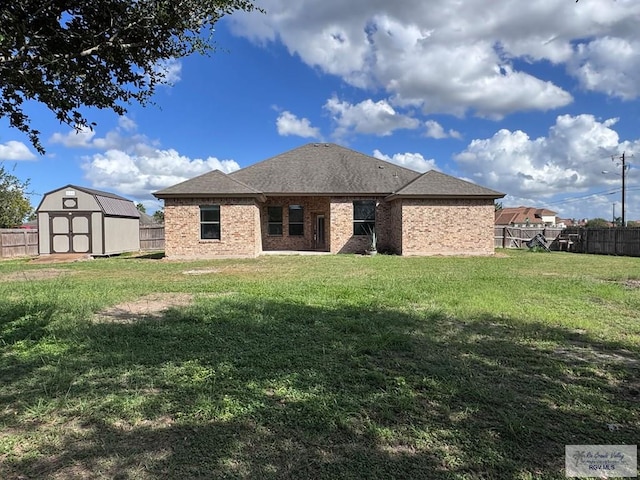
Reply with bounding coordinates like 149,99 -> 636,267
0,268 -> 71,282
96,293 -> 196,322
182,262 -> 273,277
183,268 -> 222,275
95,292 -> 237,322
553,344 -> 639,367
622,279 -> 640,289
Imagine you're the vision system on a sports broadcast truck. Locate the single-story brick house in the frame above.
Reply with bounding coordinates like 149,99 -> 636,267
154,143 -> 505,259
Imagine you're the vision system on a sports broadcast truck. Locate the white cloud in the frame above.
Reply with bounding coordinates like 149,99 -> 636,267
454,114 -> 631,200
118,116 -> 137,132
569,36 -> 640,99
50,119 -> 152,152
0,140 -> 37,160
373,149 -> 438,173
50,126 -> 96,148
325,96 -> 419,137
66,120 -> 240,198
425,120 -> 461,140
229,0 -> 640,113
276,111 -> 322,138
153,58 -> 182,85
82,148 -> 240,197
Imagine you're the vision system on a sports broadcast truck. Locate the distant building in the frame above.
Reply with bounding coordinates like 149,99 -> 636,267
495,206 -> 558,227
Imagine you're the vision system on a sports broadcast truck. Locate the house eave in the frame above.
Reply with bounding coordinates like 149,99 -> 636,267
385,193 -> 506,202
262,192 -> 392,198
154,192 -> 267,202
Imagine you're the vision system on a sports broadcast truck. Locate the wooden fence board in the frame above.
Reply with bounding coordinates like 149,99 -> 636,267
494,226 -> 563,249
139,225 -> 165,251
0,229 -> 39,258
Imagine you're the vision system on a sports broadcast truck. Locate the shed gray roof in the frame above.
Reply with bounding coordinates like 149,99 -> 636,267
38,184 -> 140,218
154,143 -> 505,200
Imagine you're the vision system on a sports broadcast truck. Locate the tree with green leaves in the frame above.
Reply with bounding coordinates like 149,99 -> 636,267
584,218 -> 610,228
0,165 -> 33,228
152,208 -> 165,223
136,202 -> 147,214
0,0 -> 260,153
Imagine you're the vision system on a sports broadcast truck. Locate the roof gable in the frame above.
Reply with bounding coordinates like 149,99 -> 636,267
229,143 -> 420,194
37,184 -> 139,218
154,170 -> 264,198
390,170 -> 505,199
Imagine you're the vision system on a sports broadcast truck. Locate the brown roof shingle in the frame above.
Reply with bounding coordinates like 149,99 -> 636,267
154,170 -> 265,199
229,143 -> 419,194
154,143 -> 505,200
389,170 -> 505,199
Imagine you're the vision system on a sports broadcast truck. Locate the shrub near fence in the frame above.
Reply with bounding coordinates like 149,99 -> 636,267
0,229 -> 39,258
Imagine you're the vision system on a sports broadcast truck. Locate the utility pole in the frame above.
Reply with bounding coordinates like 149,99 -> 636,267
611,152 -> 629,227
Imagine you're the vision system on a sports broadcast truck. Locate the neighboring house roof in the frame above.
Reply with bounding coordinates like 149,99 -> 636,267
37,184 -> 140,218
495,206 -> 557,225
154,143 -> 505,200
139,211 -> 161,225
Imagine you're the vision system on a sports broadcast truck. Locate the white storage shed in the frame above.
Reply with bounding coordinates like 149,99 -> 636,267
36,185 -> 140,256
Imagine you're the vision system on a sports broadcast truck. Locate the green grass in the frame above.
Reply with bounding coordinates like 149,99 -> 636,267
1,250 -> 639,479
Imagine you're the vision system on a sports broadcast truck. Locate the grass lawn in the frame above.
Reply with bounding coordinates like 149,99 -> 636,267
0,250 -> 639,479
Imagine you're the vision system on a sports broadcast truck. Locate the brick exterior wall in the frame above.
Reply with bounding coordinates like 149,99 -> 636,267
400,198 -> 495,255
164,197 -> 260,259
389,200 -> 403,254
163,196 -> 495,258
329,197 -> 392,254
261,197 -> 331,251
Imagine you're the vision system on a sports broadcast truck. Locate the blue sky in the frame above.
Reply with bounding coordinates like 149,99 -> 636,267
2,0 -> 640,221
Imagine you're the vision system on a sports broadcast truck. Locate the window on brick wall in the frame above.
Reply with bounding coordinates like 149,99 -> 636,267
353,200 -> 376,235
288,205 -> 304,236
268,206 -> 283,236
200,205 -> 220,240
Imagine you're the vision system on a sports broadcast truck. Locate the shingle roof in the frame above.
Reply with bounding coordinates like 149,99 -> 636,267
154,170 -> 265,199
389,170 -> 504,199
495,206 -> 557,225
39,184 -> 140,218
229,143 -> 419,194
153,143 -> 505,199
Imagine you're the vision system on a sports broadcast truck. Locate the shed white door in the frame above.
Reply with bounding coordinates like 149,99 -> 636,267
50,213 -> 92,254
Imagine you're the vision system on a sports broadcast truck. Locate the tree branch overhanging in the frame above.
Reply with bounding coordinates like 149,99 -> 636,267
0,0 -> 263,154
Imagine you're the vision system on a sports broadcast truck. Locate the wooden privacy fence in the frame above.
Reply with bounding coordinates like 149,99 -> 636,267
0,229 -> 39,258
570,227 -> 640,257
139,225 -> 165,251
496,226 -> 640,256
494,226 -> 564,249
